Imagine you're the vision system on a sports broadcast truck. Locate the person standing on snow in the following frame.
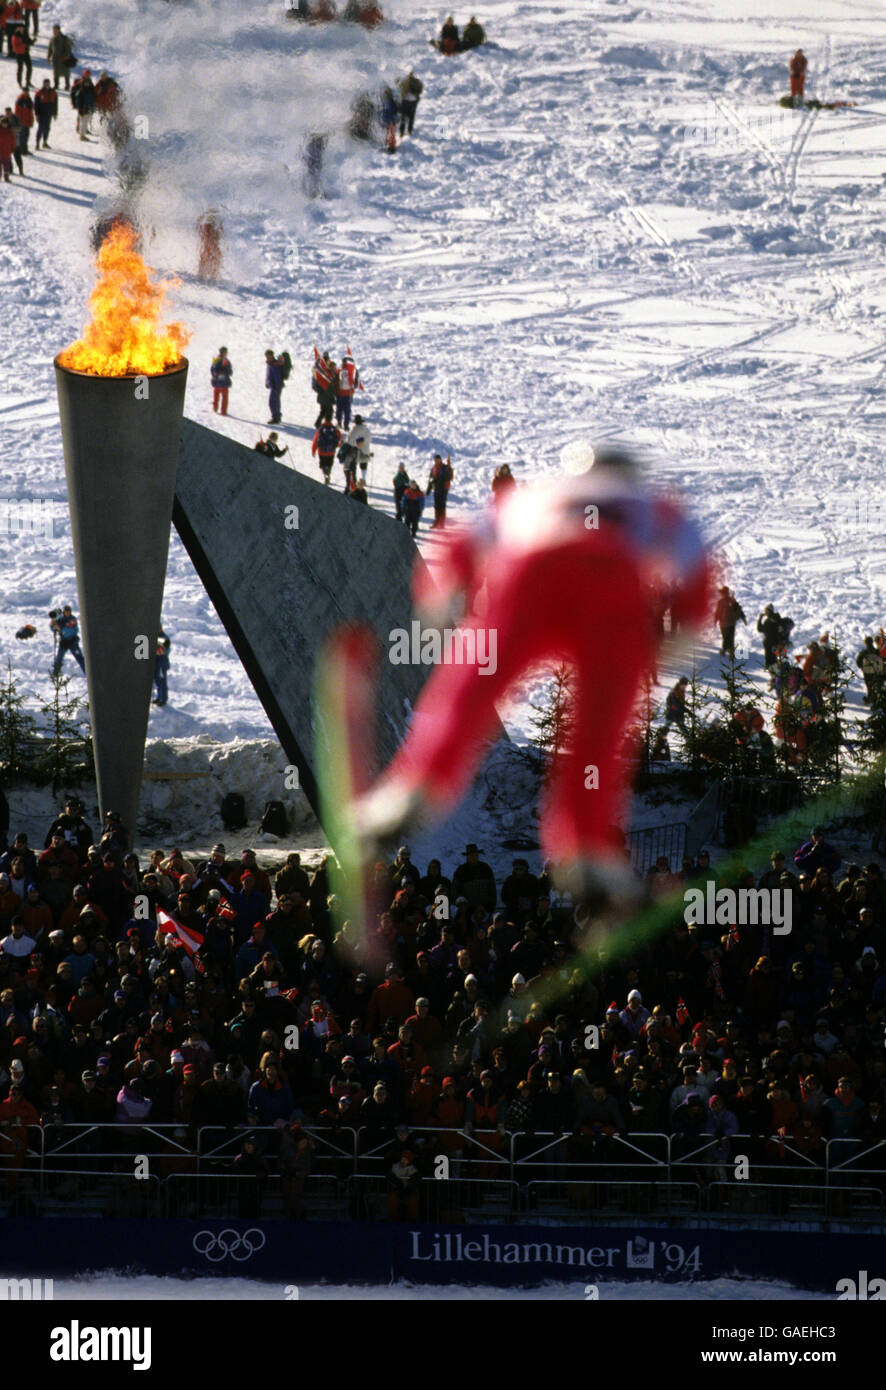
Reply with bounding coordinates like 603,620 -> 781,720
789,49 -> 807,101
336,348 -> 364,431
13,89 -> 33,154
2,0 -> 23,54
379,86 -> 399,151
71,68 -> 96,140
21,0 -> 39,40
50,605 -> 85,676
210,347 -> 232,415
11,26 -> 32,88
0,112 -> 18,181
397,70 -> 423,136
664,676 -> 689,731
153,636 -> 170,707
2,107 -> 24,175
265,349 -> 286,426
393,464 -> 410,521
46,23 -> 73,90
312,347 -> 338,426
857,636 -> 885,705
757,603 -> 785,668
33,77 -> 55,147
714,585 -> 746,658
402,479 -> 425,537
312,419 -> 342,485
426,453 -> 453,529
347,415 -> 372,481
491,463 -> 516,508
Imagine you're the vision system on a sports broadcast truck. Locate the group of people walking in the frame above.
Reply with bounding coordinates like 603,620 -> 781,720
0,19 -> 124,183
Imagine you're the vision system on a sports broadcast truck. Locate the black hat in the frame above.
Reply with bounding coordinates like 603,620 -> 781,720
464,843 -> 482,855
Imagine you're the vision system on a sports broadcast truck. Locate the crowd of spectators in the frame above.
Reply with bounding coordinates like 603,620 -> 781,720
1,798 -> 885,1217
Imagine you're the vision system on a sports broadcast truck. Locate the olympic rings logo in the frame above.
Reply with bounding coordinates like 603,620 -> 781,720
192,1228 -> 267,1263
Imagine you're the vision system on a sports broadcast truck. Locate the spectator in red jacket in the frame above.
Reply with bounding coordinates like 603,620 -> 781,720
2,1 -> 24,54
366,964 -> 416,1034
11,27 -> 31,88
335,348 -> 364,431
33,77 -> 56,147
0,109 -> 23,177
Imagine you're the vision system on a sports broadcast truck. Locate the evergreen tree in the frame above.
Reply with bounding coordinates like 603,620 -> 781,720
716,653 -> 765,775
528,662 -> 576,777
681,652 -> 720,776
804,637 -> 853,782
36,671 -> 92,792
631,673 -> 658,778
860,679 -> 886,757
0,659 -> 37,785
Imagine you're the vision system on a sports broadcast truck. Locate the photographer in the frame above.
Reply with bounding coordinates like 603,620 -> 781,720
49,604 -> 85,676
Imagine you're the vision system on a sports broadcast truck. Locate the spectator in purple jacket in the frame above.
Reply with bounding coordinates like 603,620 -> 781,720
794,826 -> 841,876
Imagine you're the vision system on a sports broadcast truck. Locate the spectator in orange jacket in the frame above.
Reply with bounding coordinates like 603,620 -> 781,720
789,48 -> 807,99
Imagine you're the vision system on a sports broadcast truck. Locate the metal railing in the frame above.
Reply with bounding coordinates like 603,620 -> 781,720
4,1125 -> 885,1224
627,821 -> 688,876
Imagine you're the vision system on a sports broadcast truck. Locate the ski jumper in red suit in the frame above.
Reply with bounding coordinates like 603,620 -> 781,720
360,460 -> 713,869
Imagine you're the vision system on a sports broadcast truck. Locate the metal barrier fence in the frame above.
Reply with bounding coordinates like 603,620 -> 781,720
627,821 -> 688,876
5,1125 -> 886,1224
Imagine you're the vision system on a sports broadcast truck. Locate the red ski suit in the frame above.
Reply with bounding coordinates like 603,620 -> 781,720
375,470 -> 713,864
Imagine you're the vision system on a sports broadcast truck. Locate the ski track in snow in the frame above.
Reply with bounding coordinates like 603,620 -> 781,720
1,0 -> 886,797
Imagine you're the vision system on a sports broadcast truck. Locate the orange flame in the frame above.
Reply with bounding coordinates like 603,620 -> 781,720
58,222 -> 191,376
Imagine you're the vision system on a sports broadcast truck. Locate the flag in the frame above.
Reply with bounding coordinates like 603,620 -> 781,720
157,909 -> 204,971
676,996 -> 690,1028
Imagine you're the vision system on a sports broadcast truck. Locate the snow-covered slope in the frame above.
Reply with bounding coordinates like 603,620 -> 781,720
2,0 -> 886,778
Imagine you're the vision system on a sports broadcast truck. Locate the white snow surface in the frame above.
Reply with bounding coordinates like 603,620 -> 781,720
32,1272 -> 833,1301
2,0 -> 886,851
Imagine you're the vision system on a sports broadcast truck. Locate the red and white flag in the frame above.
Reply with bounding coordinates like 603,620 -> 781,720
157,909 -> 204,969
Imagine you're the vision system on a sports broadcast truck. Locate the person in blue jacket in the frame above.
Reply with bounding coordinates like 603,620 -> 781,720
50,605 -> 85,676
247,1056 -> 296,1127
210,347 -> 232,414
265,349 -> 284,425
153,635 -> 170,707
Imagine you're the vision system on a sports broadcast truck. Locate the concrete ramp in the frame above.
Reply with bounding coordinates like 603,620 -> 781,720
173,419 -> 432,819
